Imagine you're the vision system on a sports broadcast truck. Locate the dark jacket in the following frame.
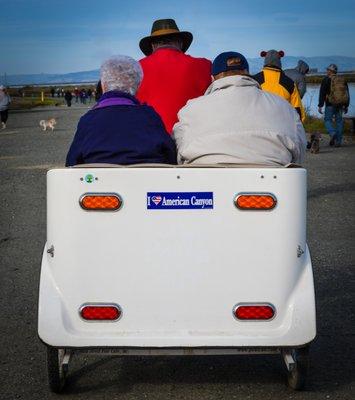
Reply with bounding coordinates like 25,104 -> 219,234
95,81 -> 102,101
65,90 -> 177,166
318,75 -> 350,108
64,91 -> 72,101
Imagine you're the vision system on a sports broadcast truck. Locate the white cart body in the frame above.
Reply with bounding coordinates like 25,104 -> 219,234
38,166 -> 316,350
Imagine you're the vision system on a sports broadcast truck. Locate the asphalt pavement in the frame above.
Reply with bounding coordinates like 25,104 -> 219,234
0,105 -> 354,399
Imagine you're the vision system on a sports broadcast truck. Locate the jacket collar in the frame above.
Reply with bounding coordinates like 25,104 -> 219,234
153,46 -> 182,54
205,75 -> 260,95
98,90 -> 140,104
264,66 -> 282,72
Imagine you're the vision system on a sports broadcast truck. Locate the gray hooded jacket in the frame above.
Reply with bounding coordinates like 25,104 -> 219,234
284,60 -> 309,99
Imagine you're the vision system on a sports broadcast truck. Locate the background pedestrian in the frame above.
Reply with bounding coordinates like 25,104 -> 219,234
74,87 -> 80,103
318,64 -> 350,147
284,60 -> 310,99
64,90 -> 73,107
80,89 -> 87,104
0,85 -> 11,129
95,81 -> 102,101
87,88 -> 93,103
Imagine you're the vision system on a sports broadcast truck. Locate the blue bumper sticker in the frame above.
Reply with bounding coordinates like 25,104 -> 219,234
147,192 -> 213,210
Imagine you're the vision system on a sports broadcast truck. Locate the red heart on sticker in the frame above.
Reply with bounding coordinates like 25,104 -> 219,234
152,196 -> 162,205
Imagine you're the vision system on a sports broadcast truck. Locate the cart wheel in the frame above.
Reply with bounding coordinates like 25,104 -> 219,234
286,346 -> 310,390
47,347 -> 68,393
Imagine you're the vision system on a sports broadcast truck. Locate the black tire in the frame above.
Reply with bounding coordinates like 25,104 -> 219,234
47,347 -> 67,393
286,346 -> 310,390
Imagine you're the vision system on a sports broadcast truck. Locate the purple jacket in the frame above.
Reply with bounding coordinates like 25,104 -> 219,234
66,91 -> 177,166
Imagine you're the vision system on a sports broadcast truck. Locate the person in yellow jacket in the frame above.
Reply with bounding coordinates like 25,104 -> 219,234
253,50 -> 305,122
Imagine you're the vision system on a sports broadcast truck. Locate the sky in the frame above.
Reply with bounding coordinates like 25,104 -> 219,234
0,0 -> 354,75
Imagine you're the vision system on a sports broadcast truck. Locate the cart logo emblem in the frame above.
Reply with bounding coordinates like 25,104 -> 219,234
147,192 -> 213,210
152,196 -> 162,205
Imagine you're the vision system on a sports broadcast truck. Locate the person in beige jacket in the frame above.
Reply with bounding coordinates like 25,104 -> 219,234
173,51 -> 306,166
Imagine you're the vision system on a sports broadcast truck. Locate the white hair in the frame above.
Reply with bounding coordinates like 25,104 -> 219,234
100,55 -> 143,95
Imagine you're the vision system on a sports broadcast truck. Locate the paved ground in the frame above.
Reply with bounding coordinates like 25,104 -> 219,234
0,106 -> 354,399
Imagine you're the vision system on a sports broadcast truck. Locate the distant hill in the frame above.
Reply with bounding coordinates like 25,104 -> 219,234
2,56 -> 355,86
248,55 -> 355,75
1,69 -> 100,86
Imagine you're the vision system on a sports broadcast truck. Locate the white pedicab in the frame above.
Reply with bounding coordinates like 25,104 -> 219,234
38,164 -> 316,392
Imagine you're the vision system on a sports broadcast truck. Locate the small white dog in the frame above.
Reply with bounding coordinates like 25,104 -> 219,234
39,118 -> 56,131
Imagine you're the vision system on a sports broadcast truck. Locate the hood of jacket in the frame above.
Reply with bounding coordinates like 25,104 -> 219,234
296,60 -> 309,75
205,75 -> 260,95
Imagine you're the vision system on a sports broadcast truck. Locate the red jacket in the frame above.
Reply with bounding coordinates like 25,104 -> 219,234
137,48 -> 212,133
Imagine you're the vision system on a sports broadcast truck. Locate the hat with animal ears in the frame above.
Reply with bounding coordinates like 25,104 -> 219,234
260,50 -> 284,69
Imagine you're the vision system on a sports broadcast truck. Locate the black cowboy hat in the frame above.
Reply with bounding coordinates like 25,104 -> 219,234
139,19 -> 193,56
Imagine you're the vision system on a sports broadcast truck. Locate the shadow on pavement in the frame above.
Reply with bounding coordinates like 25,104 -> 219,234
308,183 -> 355,198
65,354 -> 286,395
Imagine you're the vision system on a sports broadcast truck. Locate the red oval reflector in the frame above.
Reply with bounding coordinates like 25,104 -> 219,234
234,305 -> 275,320
235,194 -> 276,210
80,194 -> 122,210
80,305 -> 121,321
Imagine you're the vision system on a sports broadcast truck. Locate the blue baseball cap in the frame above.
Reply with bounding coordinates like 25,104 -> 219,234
212,51 -> 249,76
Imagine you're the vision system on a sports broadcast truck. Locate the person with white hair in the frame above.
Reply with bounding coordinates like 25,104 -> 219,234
66,55 -> 176,166
0,85 -> 11,129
